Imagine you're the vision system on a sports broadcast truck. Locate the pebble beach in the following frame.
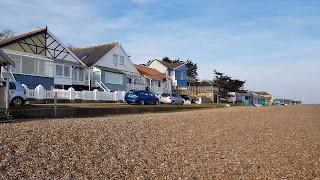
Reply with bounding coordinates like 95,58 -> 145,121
1,105 -> 319,179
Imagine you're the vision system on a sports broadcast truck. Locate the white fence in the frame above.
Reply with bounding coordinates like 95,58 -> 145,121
22,84 -> 126,101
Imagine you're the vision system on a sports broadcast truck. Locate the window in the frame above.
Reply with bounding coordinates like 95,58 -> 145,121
8,54 -> 22,73
158,81 -> 161,87
22,56 -> 34,74
56,65 -> 63,76
245,96 -> 249,100
105,72 -> 123,84
113,54 -> 118,64
120,56 -> 124,65
64,66 -> 70,77
78,68 -> 84,81
7,54 -> 53,76
72,67 -> 84,81
56,64 -> 70,77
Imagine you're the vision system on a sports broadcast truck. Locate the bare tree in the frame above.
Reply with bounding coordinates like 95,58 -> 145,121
66,43 -> 81,51
0,29 -> 16,41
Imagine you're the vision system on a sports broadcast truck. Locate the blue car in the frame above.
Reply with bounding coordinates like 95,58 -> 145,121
125,90 -> 159,105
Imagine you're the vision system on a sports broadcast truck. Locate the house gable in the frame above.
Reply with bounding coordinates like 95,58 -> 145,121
147,60 -> 168,73
95,43 -> 139,75
0,28 -> 85,66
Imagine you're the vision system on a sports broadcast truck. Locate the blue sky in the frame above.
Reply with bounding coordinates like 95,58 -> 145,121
1,0 -> 320,103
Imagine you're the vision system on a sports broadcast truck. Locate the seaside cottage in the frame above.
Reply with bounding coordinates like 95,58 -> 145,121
134,64 -> 172,96
0,28 -> 87,90
72,42 -> 142,92
147,60 -> 188,90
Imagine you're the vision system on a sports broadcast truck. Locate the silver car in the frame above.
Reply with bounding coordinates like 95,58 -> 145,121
159,93 -> 184,105
0,81 -> 27,106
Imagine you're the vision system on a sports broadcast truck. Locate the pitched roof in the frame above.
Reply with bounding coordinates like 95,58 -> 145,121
255,91 -> 271,96
156,60 -> 186,69
0,28 -> 46,47
72,42 -> 119,66
134,64 -> 166,80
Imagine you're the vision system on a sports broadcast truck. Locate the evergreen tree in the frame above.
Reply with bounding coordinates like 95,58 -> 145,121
212,70 -> 245,98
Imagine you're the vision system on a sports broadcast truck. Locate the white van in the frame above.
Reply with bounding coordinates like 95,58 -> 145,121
227,92 -> 242,103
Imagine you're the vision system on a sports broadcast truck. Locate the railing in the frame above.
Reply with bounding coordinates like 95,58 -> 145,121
22,84 -> 125,102
1,70 -> 16,82
126,83 -> 145,90
98,82 -> 110,92
126,83 -> 172,95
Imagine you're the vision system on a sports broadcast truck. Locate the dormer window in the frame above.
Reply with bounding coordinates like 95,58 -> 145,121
113,54 -> 118,64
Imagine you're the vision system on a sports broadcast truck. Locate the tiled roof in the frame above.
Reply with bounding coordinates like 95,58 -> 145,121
134,64 -> 166,80
156,60 -> 186,69
72,42 -> 119,66
255,91 -> 271,96
0,28 -> 46,47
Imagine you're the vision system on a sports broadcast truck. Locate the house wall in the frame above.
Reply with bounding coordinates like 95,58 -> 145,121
14,74 -> 54,90
101,70 -> 126,91
148,60 -> 167,73
175,65 -> 188,87
95,45 -> 139,75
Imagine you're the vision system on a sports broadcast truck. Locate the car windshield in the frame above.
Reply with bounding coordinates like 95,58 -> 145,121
128,91 -> 139,95
161,93 -> 169,97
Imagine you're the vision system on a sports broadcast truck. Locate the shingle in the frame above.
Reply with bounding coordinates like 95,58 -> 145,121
72,42 -> 119,66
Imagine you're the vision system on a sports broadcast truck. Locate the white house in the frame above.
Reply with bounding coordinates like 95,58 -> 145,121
134,64 -> 172,95
148,59 -> 188,89
72,42 -> 143,92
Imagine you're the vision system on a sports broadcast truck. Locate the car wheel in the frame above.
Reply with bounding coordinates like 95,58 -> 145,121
140,99 -> 145,105
181,101 -> 184,105
171,101 -> 174,105
11,97 -> 24,107
155,100 -> 159,105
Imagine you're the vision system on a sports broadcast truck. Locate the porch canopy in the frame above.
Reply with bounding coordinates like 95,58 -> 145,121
0,48 -> 15,109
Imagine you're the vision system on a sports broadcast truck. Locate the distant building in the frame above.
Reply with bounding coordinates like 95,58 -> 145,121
148,60 -> 188,90
255,91 -> 273,106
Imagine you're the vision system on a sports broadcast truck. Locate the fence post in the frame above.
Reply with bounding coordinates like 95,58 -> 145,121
35,84 -> 45,99
114,91 -> 117,101
93,89 -> 99,101
68,87 -> 75,100
122,91 -> 126,101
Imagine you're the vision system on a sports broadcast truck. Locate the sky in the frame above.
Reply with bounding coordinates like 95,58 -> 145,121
1,0 -> 320,104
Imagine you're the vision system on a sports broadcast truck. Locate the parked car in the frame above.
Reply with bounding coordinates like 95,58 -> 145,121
0,81 -> 27,106
159,93 -> 184,105
180,94 -> 196,104
124,90 -> 159,105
